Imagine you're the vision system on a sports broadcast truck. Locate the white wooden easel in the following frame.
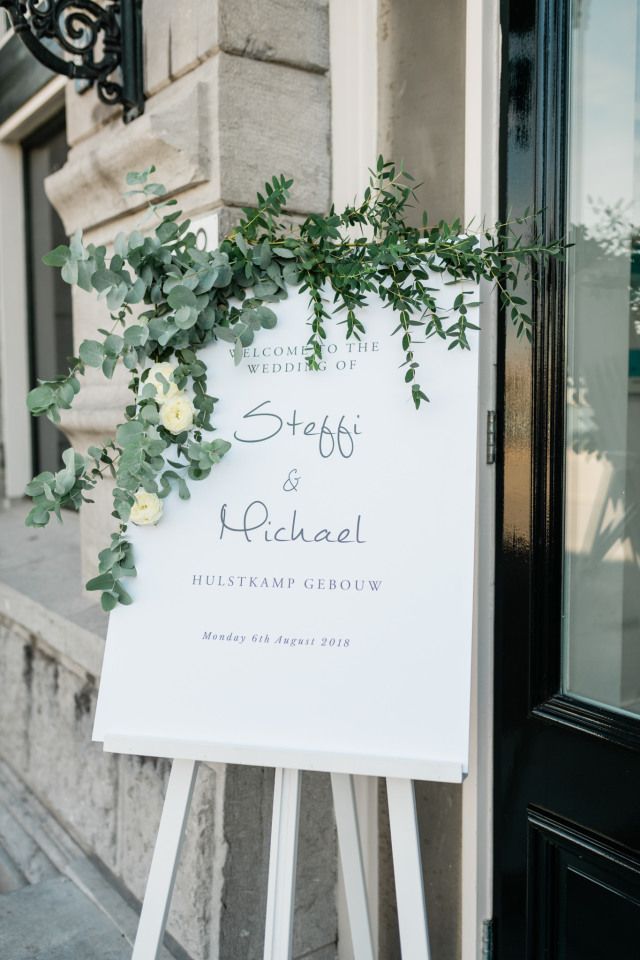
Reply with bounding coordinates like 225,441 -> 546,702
131,761 -> 430,960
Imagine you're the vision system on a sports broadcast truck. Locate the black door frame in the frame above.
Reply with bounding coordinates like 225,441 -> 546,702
496,0 -> 569,738
495,0 -> 640,956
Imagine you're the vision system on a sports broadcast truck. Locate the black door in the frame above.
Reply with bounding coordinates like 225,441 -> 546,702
23,114 -> 72,475
495,1 -> 640,957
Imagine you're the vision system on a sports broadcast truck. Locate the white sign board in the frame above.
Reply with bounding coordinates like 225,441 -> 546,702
94,283 -> 479,783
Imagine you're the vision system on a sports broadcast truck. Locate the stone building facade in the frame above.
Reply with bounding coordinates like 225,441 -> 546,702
0,3 -> 471,958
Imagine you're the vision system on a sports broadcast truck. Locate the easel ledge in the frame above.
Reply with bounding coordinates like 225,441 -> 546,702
102,732 -> 466,783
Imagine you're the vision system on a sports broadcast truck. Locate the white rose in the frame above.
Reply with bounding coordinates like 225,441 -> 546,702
130,490 -> 163,526
160,393 -> 195,434
145,362 -> 180,404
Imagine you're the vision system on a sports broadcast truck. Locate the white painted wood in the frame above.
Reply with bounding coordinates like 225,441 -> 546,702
0,143 -> 31,500
190,211 -> 219,252
263,768 -> 301,960
462,3 -> 500,958
0,77 -> 66,501
328,10 -> 380,945
386,778 -> 430,960
337,776 -> 379,960
0,76 -> 66,143
132,759 -> 198,960
95,281 -> 479,783
103,733 -> 465,784
130,764 -> 430,960
331,774 -> 375,960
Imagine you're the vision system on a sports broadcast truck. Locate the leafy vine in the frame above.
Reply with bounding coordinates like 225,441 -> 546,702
24,158 -> 561,610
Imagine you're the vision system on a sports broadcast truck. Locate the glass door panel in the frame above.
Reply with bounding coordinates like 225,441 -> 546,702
563,0 -> 640,717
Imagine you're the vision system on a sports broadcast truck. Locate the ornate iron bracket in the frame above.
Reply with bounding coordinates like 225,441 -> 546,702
0,0 -> 144,122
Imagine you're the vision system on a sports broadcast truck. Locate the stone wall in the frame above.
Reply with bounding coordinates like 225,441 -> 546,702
0,3 -> 337,958
45,0 -> 331,580
377,5 -> 467,958
0,333 -> 5,502
0,2 -> 474,957
0,507 -> 336,960
378,0 -> 466,228
0,615 -> 337,959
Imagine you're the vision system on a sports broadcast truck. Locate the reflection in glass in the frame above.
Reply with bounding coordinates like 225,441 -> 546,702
563,0 -> 640,717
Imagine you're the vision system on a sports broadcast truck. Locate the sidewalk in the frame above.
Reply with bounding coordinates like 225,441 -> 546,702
0,759 -> 181,960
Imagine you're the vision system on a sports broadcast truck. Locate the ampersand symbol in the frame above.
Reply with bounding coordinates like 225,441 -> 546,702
283,469 -> 300,493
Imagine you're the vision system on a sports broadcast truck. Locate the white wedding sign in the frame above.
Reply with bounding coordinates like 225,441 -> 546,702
93,282 -> 480,783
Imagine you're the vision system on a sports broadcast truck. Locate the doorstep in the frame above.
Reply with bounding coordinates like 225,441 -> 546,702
0,875 -> 135,960
0,758 -> 183,960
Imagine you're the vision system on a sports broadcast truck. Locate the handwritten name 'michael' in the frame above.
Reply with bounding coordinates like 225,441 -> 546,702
219,500 -> 365,544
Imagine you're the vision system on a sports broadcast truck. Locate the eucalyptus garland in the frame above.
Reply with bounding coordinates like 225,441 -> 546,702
24,159 -> 561,610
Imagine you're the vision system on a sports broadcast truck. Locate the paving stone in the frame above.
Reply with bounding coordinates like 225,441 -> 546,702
0,846 -> 27,895
0,760 -> 178,960
0,876 -> 131,960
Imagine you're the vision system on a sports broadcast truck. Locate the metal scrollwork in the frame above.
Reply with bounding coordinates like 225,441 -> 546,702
0,0 -> 144,122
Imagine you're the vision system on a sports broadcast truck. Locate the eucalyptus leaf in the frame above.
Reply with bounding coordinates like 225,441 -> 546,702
61,259 -> 78,285
27,385 -> 55,413
124,324 -> 149,347
27,159 -> 563,607
42,245 -> 69,267
168,285 -> 197,310
79,340 -> 104,367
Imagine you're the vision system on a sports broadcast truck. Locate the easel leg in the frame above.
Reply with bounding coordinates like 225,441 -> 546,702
331,773 -> 375,960
386,778 -> 430,960
132,759 -> 198,960
263,768 -> 302,960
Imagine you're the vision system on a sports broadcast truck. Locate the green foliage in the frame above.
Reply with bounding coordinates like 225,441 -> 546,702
86,533 -> 137,611
25,159 -> 563,609
25,449 -> 94,526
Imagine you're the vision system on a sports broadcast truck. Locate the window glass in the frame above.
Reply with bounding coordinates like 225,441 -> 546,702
563,0 -> 640,716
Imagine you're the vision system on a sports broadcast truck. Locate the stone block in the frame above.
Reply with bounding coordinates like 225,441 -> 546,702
169,1 -> 218,80
67,0 -> 328,145
0,620 -> 31,780
115,757 -> 224,960
143,1 -> 173,97
415,780 -> 462,960
169,763 -> 225,960
64,83 -> 118,151
219,765 -> 273,960
115,754 -> 171,902
0,621 -> 119,872
22,646 -> 119,872
378,0 -> 466,225
218,53 -> 330,213
218,0 -> 329,72
293,772 -> 337,958
52,51 -> 330,239
219,766 -> 337,960
377,779 -> 463,960
48,61 -> 217,235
